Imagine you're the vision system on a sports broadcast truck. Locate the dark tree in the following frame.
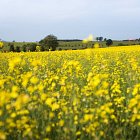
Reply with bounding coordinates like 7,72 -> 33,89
22,45 -> 26,52
39,34 -> 59,51
28,43 -> 37,52
104,38 -> 107,41
96,37 -> 103,42
106,39 -> 113,46
40,45 -> 45,51
15,46 -> 20,52
99,37 -> 103,41
9,44 -> 15,52
96,37 -> 99,41
58,48 -> 62,51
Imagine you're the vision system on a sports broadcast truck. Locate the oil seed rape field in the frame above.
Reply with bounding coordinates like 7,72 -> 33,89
1,46 -> 140,140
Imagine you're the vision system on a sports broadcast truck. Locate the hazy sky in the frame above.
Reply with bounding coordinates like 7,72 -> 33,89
0,0 -> 140,41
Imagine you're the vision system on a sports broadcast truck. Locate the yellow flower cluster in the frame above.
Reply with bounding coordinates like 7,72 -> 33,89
82,34 -> 94,44
0,45 -> 140,139
0,42 -> 4,49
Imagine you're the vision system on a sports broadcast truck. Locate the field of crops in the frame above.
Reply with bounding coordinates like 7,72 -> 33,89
1,46 -> 140,139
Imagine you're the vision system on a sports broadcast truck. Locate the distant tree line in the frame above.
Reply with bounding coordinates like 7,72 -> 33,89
1,37 -> 114,52
8,43 -> 38,52
58,39 -> 82,42
3,34 -> 140,52
6,34 -> 59,52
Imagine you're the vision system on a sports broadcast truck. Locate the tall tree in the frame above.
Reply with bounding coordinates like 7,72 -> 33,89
39,34 -> 59,51
9,44 -> 15,52
106,39 -> 113,46
15,46 -> 20,52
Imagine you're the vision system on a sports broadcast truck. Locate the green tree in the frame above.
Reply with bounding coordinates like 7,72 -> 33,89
27,43 -> 37,52
99,37 -> 103,42
15,46 -> 20,52
104,38 -> 107,41
106,39 -> 113,46
9,44 -> 15,52
40,45 -> 45,51
96,37 -> 103,42
40,34 -> 59,51
22,45 -> 26,52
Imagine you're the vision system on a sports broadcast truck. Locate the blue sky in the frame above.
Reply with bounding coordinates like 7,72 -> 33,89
0,0 -> 140,41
